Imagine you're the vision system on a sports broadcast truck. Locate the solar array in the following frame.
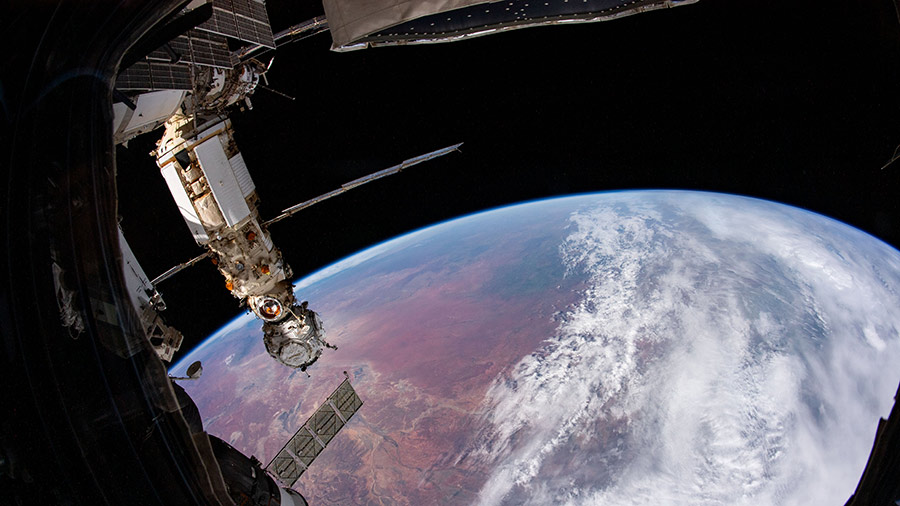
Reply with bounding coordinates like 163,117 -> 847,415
265,377 -> 363,487
366,0 -> 689,41
197,0 -> 276,49
117,0 -> 274,91
117,60 -> 194,91
324,0 -> 697,50
168,30 -> 235,69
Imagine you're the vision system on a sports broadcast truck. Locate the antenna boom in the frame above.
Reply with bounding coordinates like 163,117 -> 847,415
262,142 -> 463,227
151,251 -> 210,286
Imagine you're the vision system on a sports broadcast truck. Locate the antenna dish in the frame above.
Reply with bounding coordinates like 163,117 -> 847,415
170,361 -> 203,381
186,361 -> 203,378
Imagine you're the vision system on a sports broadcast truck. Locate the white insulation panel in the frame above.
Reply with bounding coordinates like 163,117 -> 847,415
117,226 -> 153,310
160,162 -> 210,244
194,136 -> 252,228
230,152 -> 256,198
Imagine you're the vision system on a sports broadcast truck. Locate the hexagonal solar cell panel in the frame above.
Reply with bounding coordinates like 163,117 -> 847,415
265,377 -> 363,486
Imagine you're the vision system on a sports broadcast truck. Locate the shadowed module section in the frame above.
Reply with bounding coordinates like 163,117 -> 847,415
845,381 -> 900,506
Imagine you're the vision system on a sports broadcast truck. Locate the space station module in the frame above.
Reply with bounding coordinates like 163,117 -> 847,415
154,114 -> 333,370
117,226 -> 184,362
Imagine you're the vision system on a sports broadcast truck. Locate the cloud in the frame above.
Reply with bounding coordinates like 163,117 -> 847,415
463,192 -> 900,506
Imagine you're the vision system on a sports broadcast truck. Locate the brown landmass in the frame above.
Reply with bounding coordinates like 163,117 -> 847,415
181,214 -> 583,504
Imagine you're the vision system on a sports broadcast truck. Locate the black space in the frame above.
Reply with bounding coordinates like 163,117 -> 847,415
116,0 -> 900,362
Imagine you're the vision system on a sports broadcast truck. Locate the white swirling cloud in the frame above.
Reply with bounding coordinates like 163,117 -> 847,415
466,192 -> 900,506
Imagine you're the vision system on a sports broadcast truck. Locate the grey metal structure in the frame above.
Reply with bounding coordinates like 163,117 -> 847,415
265,375 -> 363,487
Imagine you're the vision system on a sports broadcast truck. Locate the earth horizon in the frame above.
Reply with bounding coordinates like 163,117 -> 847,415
173,190 -> 900,505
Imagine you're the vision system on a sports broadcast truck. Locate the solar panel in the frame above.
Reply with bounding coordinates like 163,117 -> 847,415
116,28 -> 237,91
324,0 -> 698,50
197,0 -> 276,49
116,0 -> 274,90
173,30 -> 235,69
117,60 -> 193,91
265,377 -> 363,486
